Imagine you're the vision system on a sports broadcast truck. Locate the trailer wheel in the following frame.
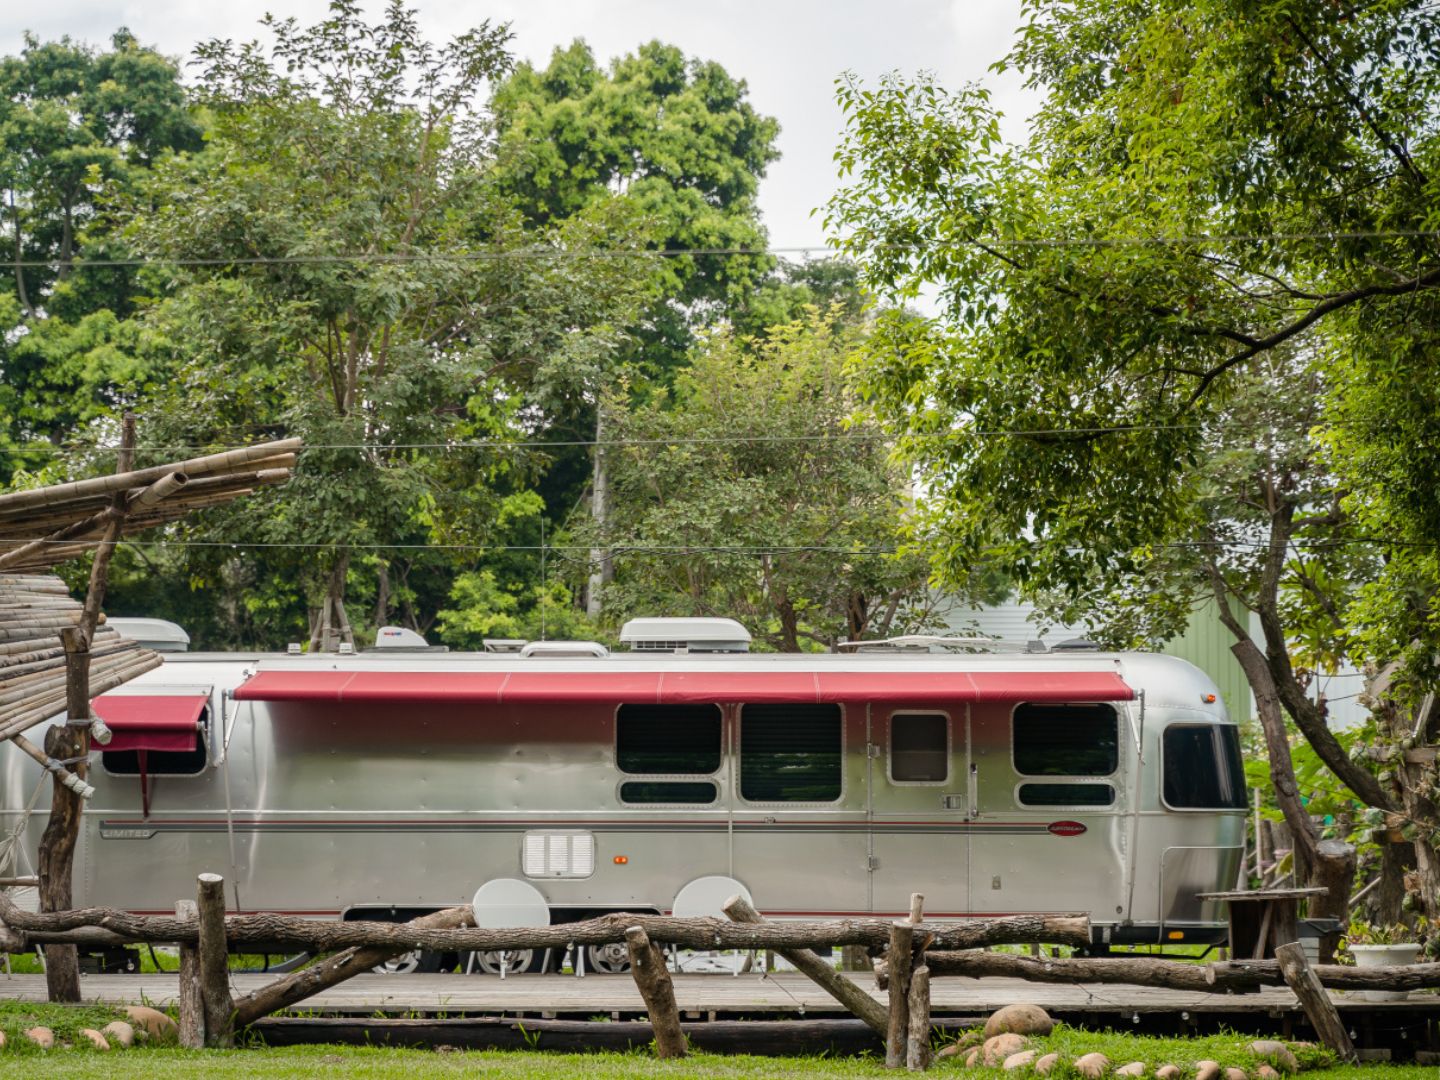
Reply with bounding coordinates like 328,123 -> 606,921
466,949 -> 543,975
584,942 -> 632,974
372,949 -> 450,975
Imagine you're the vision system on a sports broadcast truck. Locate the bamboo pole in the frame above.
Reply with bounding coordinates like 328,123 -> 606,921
0,438 -> 301,515
625,926 -> 687,1059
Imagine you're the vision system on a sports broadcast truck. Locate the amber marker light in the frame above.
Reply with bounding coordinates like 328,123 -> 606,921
614,855 -> 629,865
1168,931 -> 1185,940
1202,694 -> 1217,703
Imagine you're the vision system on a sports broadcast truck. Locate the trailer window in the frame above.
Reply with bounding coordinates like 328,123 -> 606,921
740,703 -> 842,802
620,781 -> 718,805
1163,724 -> 1247,809
1013,703 -> 1118,776
101,744 -> 208,777
1018,782 -> 1115,807
890,713 -> 948,782
616,704 -> 722,774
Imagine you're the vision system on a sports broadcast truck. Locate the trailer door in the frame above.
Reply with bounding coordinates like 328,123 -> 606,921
868,704 -> 970,917
967,700 -> 1124,919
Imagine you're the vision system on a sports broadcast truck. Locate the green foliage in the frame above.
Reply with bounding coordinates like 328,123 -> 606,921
0,28 -> 199,475
571,308 -> 957,651
490,38 -> 780,378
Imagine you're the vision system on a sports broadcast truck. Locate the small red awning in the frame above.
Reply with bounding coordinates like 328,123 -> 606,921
91,693 -> 208,753
233,668 -> 1132,706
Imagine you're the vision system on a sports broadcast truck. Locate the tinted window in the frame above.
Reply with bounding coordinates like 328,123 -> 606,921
891,713 -> 948,782
102,744 -> 208,776
616,705 -> 722,774
619,781 -> 718,805
1018,782 -> 1115,807
1013,703 -> 1118,776
1164,724 -> 1246,809
741,703 -> 842,802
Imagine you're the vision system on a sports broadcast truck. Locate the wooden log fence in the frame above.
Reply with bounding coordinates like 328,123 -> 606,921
625,926 -> 687,1059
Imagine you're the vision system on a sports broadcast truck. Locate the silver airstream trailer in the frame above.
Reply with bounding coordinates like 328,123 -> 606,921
0,617 -> 1246,971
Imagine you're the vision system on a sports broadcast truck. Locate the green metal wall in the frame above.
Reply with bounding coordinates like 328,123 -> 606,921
1162,599 -> 1252,724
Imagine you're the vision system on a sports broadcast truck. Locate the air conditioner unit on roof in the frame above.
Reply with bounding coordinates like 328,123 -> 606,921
619,617 -> 751,654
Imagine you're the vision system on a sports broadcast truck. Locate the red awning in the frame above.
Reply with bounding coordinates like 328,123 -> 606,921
91,693 -> 207,753
233,668 -> 1132,706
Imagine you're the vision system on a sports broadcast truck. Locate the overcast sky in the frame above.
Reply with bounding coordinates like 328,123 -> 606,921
3,0 -> 1038,249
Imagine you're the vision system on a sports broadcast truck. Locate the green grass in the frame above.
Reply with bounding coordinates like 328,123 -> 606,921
0,1015 -> 1432,1079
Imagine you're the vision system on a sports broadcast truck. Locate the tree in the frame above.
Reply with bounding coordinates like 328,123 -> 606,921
827,0 -> 1440,910
0,29 -> 199,475
125,1 -> 648,647
490,39 -> 780,376
567,308 -> 958,651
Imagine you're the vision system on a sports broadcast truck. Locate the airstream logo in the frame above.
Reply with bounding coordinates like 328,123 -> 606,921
1047,820 -> 1087,837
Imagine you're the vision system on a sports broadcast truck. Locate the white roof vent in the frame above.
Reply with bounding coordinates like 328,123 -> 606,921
373,626 -> 430,649
519,641 -> 609,658
104,617 -> 190,652
619,617 -> 751,654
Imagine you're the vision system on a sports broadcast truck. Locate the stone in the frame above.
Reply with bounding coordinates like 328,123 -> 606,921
1256,1068 -> 1280,1080
78,1028 -> 110,1051
1155,1066 -> 1181,1080
966,1048 -> 983,1067
985,1004 -> 1056,1038
984,1033 -> 1031,1066
124,1005 -> 177,1041
101,1021 -> 135,1049
1036,1052 -> 1062,1076
1247,1041 -> 1300,1074
1005,1050 -> 1039,1071
24,1026 -> 54,1050
1225,1069 -> 1249,1080
1195,1061 -> 1222,1080
937,1044 -> 964,1060
1075,1053 -> 1112,1078
1116,1063 -> 1146,1077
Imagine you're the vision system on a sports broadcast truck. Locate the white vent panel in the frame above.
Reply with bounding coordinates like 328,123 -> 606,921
522,831 -> 595,879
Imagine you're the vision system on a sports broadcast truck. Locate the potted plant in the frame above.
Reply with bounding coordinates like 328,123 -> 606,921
1344,921 -> 1426,1001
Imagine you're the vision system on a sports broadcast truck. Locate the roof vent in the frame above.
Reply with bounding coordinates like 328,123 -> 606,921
1051,637 -> 1102,651
519,641 -> 609,658
373,626 -> 430,649
619,617 -> 751,654
482,639 -> 527,654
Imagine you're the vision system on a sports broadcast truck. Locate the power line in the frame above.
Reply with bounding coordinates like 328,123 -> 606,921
8,230 -> 1440,269
0,418 -> 1347,455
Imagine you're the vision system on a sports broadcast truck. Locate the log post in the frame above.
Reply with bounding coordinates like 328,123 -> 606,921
197,873 -> 234,1047
907,965 -> 932,1071
722,894 -> 888,1036
1310,839 -> 1355,963
886,918 -> 915,1069
624,926 -> 686,1059
1275,941 -> 1356,1063
176,899 -> 204,1049
37,629 -> 87,1002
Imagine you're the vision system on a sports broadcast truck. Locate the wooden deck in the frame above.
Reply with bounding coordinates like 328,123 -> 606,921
4,970 -> 1438,1019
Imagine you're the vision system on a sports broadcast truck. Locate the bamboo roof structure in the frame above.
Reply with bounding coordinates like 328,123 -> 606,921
0,437 -> 300,794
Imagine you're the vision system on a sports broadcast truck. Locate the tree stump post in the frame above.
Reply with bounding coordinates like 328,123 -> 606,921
37,628 -> 87,1002
624,925 -> 686,1059
722,893 -> 888,1036
197,873 -> 234,1048
1275,941 -> 1356,1063
907,964 -> 932,1071
886,918 -> 915,1068
176,899 -> 204,1049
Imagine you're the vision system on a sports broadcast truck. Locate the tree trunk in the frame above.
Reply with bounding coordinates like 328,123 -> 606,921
197,873 -> 234,1047
374,562 -> 391,627
1275,942 -> 1357,1064
37,640 -> 86,1002
885,919 -> 913,1069
624,926 -> 686,1059
586,404 -> 611,620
